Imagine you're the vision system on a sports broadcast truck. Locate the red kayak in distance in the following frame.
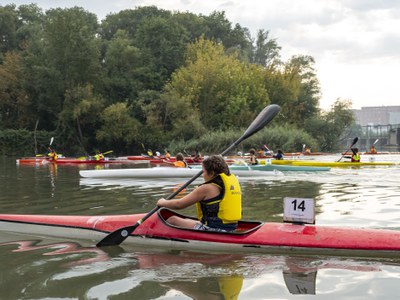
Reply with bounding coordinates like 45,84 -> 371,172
1,208 -> 399,259
16,157 -> 134,165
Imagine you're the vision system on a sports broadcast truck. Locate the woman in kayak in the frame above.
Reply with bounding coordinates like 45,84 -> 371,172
157,155 -> 242,231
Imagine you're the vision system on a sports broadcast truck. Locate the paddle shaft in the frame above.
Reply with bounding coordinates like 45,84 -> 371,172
337,137 -> 358,162
96,104 -> 281,247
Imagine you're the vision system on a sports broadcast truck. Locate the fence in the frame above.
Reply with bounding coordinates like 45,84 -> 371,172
358,124 -> 400,152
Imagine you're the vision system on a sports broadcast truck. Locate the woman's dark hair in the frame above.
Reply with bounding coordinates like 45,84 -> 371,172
176,153 -> 184,161
202,155 -> 230,175
249,148 -> 256,155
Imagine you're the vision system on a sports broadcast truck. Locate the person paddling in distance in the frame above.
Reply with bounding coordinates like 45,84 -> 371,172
273,149 -> 284,160
350,147 -> 360,162
248,148 -> 258,165
161,152 -> 188,167
94,151 -> 105,161
165,149 -> 171,160
173,153 -> 188,167
157,155 -> 242,232
47,147 -> 58,161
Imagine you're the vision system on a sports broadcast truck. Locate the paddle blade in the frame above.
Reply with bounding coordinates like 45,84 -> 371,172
351,137 -> 359,146
97,207 -> 159,247
49,137 -> 54,146
241,104 -> 280,141
96,225 -> 137,247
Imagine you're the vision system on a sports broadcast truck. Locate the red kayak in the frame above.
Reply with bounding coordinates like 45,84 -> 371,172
16,157 -> 133,165
1,208 -> 399,259
16,157 -> 49,165
127,155 -> 204,165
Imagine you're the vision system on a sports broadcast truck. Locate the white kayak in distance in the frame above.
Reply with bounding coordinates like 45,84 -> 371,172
79,166 -> 283,178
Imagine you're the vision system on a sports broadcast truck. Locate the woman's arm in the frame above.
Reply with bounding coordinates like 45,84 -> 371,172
157,184 -> 219,209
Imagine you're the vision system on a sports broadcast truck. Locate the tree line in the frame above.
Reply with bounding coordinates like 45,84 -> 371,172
0,4 -> 354,156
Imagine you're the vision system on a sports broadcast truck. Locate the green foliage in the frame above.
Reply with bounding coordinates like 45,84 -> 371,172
163,38 -> 269,133
0,51 -> 32,129
0,4 -> 355,155
304,99 -> 355,151
167,125 -> 317,155
252,29 -> 281,66
96,102 -> 141,151
0,129 -> 52,156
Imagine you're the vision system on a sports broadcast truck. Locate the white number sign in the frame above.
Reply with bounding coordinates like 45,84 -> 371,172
283,197 -> 315,224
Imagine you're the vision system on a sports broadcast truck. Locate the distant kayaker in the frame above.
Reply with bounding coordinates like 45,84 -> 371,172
94,151 -> 104,161
157,155 -> 242,232
193,149 -> 201,161
248,148 -> 258,165
273,149 -> 284,160
351,147 -> 360,162
370,145 -> 377,154
173,153 -> 188,168
165,149 -> 171,160
47,147 -> 58,161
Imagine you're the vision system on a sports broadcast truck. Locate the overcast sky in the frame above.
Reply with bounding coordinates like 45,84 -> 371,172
4,0 -> 400,110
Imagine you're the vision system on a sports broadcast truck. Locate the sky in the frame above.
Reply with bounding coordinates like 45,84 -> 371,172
3,0 -> 400,110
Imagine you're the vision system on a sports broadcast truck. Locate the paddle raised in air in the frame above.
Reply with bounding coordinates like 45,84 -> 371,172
96,104 -> 281,247
337,137 -> 358,162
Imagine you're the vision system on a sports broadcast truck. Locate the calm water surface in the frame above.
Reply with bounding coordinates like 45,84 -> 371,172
1,155 -> 400,299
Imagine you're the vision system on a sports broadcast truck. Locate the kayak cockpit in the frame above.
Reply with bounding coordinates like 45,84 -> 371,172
157,208 -> 263,235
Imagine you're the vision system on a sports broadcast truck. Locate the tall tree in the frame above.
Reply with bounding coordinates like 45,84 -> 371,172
0,51 -> 32,129
100,29 -> 142,105
252,29 -> 281,67
161,38 -> 269,138
133,16 -> 189,91
0,5 -> 18,56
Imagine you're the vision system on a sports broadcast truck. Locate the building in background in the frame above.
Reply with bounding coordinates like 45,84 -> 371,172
352,106 -> 400,126
352,106 -> 400,152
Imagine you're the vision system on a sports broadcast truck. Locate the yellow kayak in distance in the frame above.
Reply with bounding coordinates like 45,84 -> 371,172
267,159 -> 396,168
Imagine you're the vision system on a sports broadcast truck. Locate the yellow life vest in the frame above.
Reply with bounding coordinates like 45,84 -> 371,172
94,153 -> 104,161
48,151 -> 58,160
196,173 -> 242,227
352,153 -> 360,162
173,160 -> 187,168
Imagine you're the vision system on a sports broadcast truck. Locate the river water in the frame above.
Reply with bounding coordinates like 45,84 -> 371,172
1,155 -> 400,299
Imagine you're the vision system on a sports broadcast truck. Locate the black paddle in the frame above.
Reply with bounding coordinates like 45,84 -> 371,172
337,137 -> 358,162
96,104 -> 281,247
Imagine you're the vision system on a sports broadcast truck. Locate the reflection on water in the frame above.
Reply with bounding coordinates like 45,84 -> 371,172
1,236 -> 396,300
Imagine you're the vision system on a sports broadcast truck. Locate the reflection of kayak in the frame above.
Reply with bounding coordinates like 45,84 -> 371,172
1,208 -> 399,259
269,160 -> 396,167
79,167 -> 282,178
